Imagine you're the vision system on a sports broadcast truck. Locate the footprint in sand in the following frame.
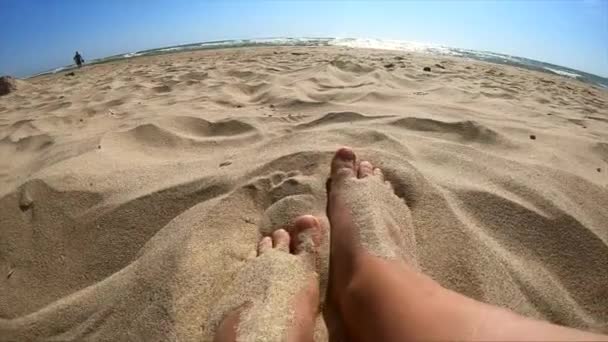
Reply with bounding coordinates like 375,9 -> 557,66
245,170 -> 321,236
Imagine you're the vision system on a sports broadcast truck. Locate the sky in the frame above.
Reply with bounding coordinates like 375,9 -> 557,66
1,0 -> 607,78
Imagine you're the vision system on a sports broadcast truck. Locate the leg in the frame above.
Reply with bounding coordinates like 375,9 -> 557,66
215,215 -> 323,342
326,147 -> 607,341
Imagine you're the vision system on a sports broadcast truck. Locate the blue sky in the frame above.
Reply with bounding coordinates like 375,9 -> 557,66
1,0 -> 607,77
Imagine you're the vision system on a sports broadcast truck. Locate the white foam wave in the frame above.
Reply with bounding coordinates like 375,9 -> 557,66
158,47 -> 181,52
195,40 -> 246,49
462,50 -> 519,63
328,38 -> 460,56
122,52 -> 142,58
250,37 -> 325,45
544,67 -> 581,79
51,66 -> 70,74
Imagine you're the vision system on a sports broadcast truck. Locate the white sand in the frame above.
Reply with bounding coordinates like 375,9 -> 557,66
0,46 -> 607,340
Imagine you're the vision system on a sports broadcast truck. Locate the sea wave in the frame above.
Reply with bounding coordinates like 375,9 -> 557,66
250,37 -> 329,45
328,38 -> 459,56
123,52 -> 143,58
199,40 -> 246,47
158,47 -> 182,52
543,67 -> 581,79
457,49 -> 521,64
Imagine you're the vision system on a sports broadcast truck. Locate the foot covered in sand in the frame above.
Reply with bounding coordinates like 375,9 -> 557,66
326,146 -> 419,309
214,215 -> 324,342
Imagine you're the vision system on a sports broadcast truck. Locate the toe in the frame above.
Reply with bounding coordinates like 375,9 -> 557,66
385,180 -> 394,190
330,147 -> 357,182
258,236 -> 272,256
272,229 -> 290,252
373,167 -> 385,181
290,215 -> 323,254
358,161 -> 374,178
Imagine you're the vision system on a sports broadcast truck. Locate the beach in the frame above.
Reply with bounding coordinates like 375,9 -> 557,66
1,45 -> 607,340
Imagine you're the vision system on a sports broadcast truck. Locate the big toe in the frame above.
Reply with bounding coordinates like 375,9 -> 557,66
290,215 -> 323,255
330,147 -> 357,182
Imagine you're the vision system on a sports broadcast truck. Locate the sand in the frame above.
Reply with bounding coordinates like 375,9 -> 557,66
1,46 -> 607,340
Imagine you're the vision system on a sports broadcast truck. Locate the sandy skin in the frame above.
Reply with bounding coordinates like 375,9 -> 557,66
214,215 -> 323,342
215,147 -> 607,341
325,147 -> 607,341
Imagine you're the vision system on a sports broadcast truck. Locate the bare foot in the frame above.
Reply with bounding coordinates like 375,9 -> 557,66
326,147 -> 418,310
214,215 -> 324,342
325,148 -> 608,342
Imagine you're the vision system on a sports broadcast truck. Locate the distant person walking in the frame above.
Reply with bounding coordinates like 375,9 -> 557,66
73,51 -> 84,68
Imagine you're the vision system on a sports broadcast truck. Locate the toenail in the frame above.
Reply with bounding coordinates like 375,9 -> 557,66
336,147 -> 355,161
296,215 -> 318,229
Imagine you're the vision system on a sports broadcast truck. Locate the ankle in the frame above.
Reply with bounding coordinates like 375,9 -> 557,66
330,251 -> 371,304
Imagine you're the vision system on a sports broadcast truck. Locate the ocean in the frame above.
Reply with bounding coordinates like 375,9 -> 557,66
34,37 -> 608,89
